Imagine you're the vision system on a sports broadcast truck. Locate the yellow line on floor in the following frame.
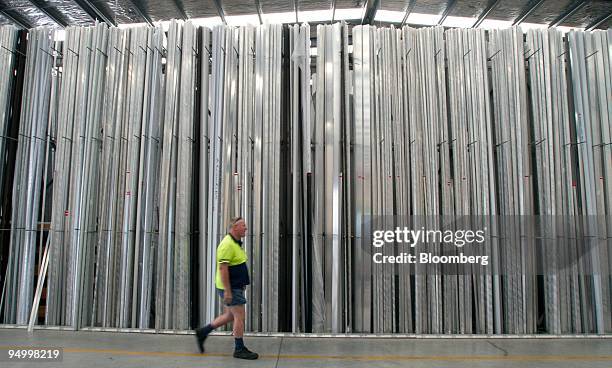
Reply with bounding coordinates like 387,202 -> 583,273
3,345 -> 612,361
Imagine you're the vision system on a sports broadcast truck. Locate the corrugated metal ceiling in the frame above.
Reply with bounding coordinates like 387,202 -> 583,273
0,0 -> 609,29
412,0 -> 447,15
180,0 -> 218,19
379,0 -> 406,12
523,0 -> 575,25
299,0 -> 333,12
486,0 -> 531,22
564,0 -> 612,28
260,0 -> 295,14
450,0 -> 490,19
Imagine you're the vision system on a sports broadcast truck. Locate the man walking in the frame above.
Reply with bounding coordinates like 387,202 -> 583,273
195,217 -> 259,360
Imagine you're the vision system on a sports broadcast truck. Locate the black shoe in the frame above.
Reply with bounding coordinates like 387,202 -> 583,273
194,328 -> 208,353
233,347 -> 259,360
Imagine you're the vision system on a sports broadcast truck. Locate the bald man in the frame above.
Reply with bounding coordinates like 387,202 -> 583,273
195,217 -> 258,360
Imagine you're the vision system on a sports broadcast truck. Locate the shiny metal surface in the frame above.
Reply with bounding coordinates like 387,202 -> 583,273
4,26 -> 53,325
0,22 -> 611,336
0,1 -> 610,29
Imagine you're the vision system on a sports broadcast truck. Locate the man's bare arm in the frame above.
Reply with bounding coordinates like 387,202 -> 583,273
219,263 -> 232,303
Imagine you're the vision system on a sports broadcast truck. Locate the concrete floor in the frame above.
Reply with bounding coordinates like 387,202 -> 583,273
1,329 -> 611,368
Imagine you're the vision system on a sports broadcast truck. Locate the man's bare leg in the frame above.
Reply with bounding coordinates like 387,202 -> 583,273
211,306 -> 233,328
195,307 -> 233,353
229,305 -> 257,359
229,305 -> 244,338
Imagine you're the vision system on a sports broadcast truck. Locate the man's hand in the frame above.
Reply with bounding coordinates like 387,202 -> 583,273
223,290 -> 233,305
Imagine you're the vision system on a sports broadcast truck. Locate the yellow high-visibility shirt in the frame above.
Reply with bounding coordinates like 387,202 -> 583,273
215,234 -> 249,290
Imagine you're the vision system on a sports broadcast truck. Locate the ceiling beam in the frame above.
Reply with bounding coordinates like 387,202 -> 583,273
254,0 -> 263,24
171,0 -> 188,20
472,0 -> 501,28
125,0 -> 153,26
27,0 -> 68,27
549,0 -> 588,27
0,9 -> 31,29
438,0 -> 457,25
362,0 -> 380,25
585,10 -> 612,31
212,0 -> 227,25
70,0 -> 116,27
513,0 -> 546,26
400,0 -> 416,27
331,0 -> 336,22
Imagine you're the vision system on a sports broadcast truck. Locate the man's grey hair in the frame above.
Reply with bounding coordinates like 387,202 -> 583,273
228,216 -> 244,231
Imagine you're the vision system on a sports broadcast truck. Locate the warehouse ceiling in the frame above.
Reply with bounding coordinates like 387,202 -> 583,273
0,0 -> 610,30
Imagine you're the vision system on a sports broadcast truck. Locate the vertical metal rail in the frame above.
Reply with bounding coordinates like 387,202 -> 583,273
133,26 -> 164,329
311,23 -> 348,333
311,24 -> 327,332
289,23 -> 313,333
527,28 -> 560,334
156,20 -> 183,329
352,25 -> 365,333
6,27 -> 53,325
206,24 -> 226,325
489,26 -> 536,334
251,24 -> 262,331
64,24 -> 108,329
568,29 -> 612,333
48,27 -> 78,327
173,21 -> 197,330
0,25 -> 18,229
198,26 -> 211,328
0,26 -> 19,324
94,27 -> 128,327
288,23 -> 311,332
1,22 -> 611,335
